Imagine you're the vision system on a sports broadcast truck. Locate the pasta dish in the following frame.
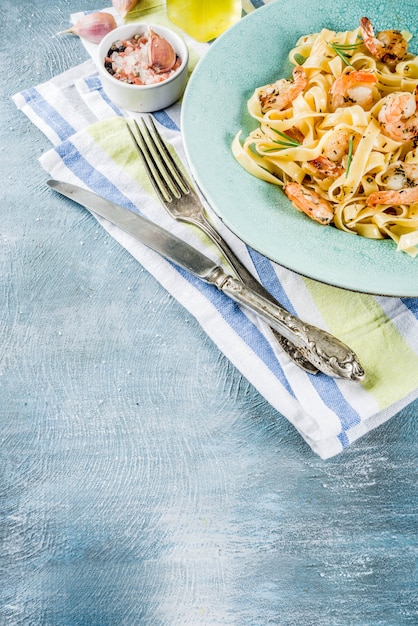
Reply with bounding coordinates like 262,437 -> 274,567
232,18 -> 418,256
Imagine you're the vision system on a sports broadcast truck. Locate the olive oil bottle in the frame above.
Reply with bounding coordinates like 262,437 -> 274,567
167,0 -> 242,42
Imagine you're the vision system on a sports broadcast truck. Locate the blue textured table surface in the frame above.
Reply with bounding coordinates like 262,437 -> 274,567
1,2 -> 417,625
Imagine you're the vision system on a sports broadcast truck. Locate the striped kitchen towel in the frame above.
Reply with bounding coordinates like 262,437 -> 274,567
12,2 -> 418,458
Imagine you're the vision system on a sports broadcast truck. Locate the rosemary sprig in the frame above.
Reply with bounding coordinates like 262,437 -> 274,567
345,135 -> 354,177
269,127 -> 302,149
252,128 -> 301,153
328,40 -> 363,67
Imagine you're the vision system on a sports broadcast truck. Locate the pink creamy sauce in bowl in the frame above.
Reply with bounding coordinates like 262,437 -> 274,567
97,23 -> 189,112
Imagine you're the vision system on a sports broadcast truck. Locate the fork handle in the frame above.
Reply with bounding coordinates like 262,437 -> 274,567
207,267 -> 365,381
186,211 -> 319,374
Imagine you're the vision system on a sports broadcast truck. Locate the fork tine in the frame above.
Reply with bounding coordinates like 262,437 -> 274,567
146,116 -> 190,195
128,115 -> 193,204
126,120 -> 171,204
136,118 -> 182,200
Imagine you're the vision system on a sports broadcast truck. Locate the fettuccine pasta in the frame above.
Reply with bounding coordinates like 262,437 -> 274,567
232,17 -> 418,256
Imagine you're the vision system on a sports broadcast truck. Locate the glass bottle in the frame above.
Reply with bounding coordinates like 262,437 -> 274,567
166,0 -> 242,43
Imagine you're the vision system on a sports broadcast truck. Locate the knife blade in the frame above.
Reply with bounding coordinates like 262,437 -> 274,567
47,179 -> 365,381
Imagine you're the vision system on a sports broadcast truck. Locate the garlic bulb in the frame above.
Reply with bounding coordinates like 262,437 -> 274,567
57,12 -> 117,44
111,0 -> 141,18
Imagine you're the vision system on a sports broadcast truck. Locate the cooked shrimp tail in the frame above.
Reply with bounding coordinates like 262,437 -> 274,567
367,187 -> 418,206
259,66 -> 307,113
360,16 -> 408,71
284,182 -> 335,224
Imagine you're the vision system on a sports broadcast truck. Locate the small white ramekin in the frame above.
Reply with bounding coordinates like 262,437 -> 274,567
96,23 -> 189,112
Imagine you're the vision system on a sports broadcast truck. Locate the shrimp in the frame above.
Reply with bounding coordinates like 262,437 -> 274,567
367,162 -> 418,205
284,182 -> 334,224
382,162 -> 418,189
259,66 -> 307,113
308,156 -> 344,179
330,70 -> 377,111
308,129 -> 350,178
360,17 -> 408,71
378,90 -> 418,142
367,187 -> 418,206
322,129 -> 350,163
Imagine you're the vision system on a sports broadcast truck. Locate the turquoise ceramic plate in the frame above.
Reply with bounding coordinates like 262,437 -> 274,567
181,1 -> 418,296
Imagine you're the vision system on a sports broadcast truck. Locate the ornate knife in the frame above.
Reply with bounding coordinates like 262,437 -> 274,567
47,179 -> 365,381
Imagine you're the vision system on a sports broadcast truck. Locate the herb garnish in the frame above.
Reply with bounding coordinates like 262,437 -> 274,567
345,135 -> 354,177
327,41 -> 363,67
267,127 -> 302,149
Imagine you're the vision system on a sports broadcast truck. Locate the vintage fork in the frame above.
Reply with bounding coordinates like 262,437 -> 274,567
126,116 -> 319,374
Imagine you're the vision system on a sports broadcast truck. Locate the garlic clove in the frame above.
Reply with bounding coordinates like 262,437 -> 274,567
57,12 -> 117,44
111,0 -> 141,18
148,29 -> 177,74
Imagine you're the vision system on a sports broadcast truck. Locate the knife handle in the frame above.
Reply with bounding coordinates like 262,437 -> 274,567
207,267 -> 365,381
188,209 -> 318,374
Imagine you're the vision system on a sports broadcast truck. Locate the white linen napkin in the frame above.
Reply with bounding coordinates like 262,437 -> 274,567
12,2 -> 418,458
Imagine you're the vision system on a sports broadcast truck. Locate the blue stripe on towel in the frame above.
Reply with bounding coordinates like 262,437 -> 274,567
21,87 -> 76,142
401,297 -> 418,318
249,248 -> 298,315
84,76 -> 102,91
249,0 -> 266,8
338,429 -> 350,449
154,111 -> 180,131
